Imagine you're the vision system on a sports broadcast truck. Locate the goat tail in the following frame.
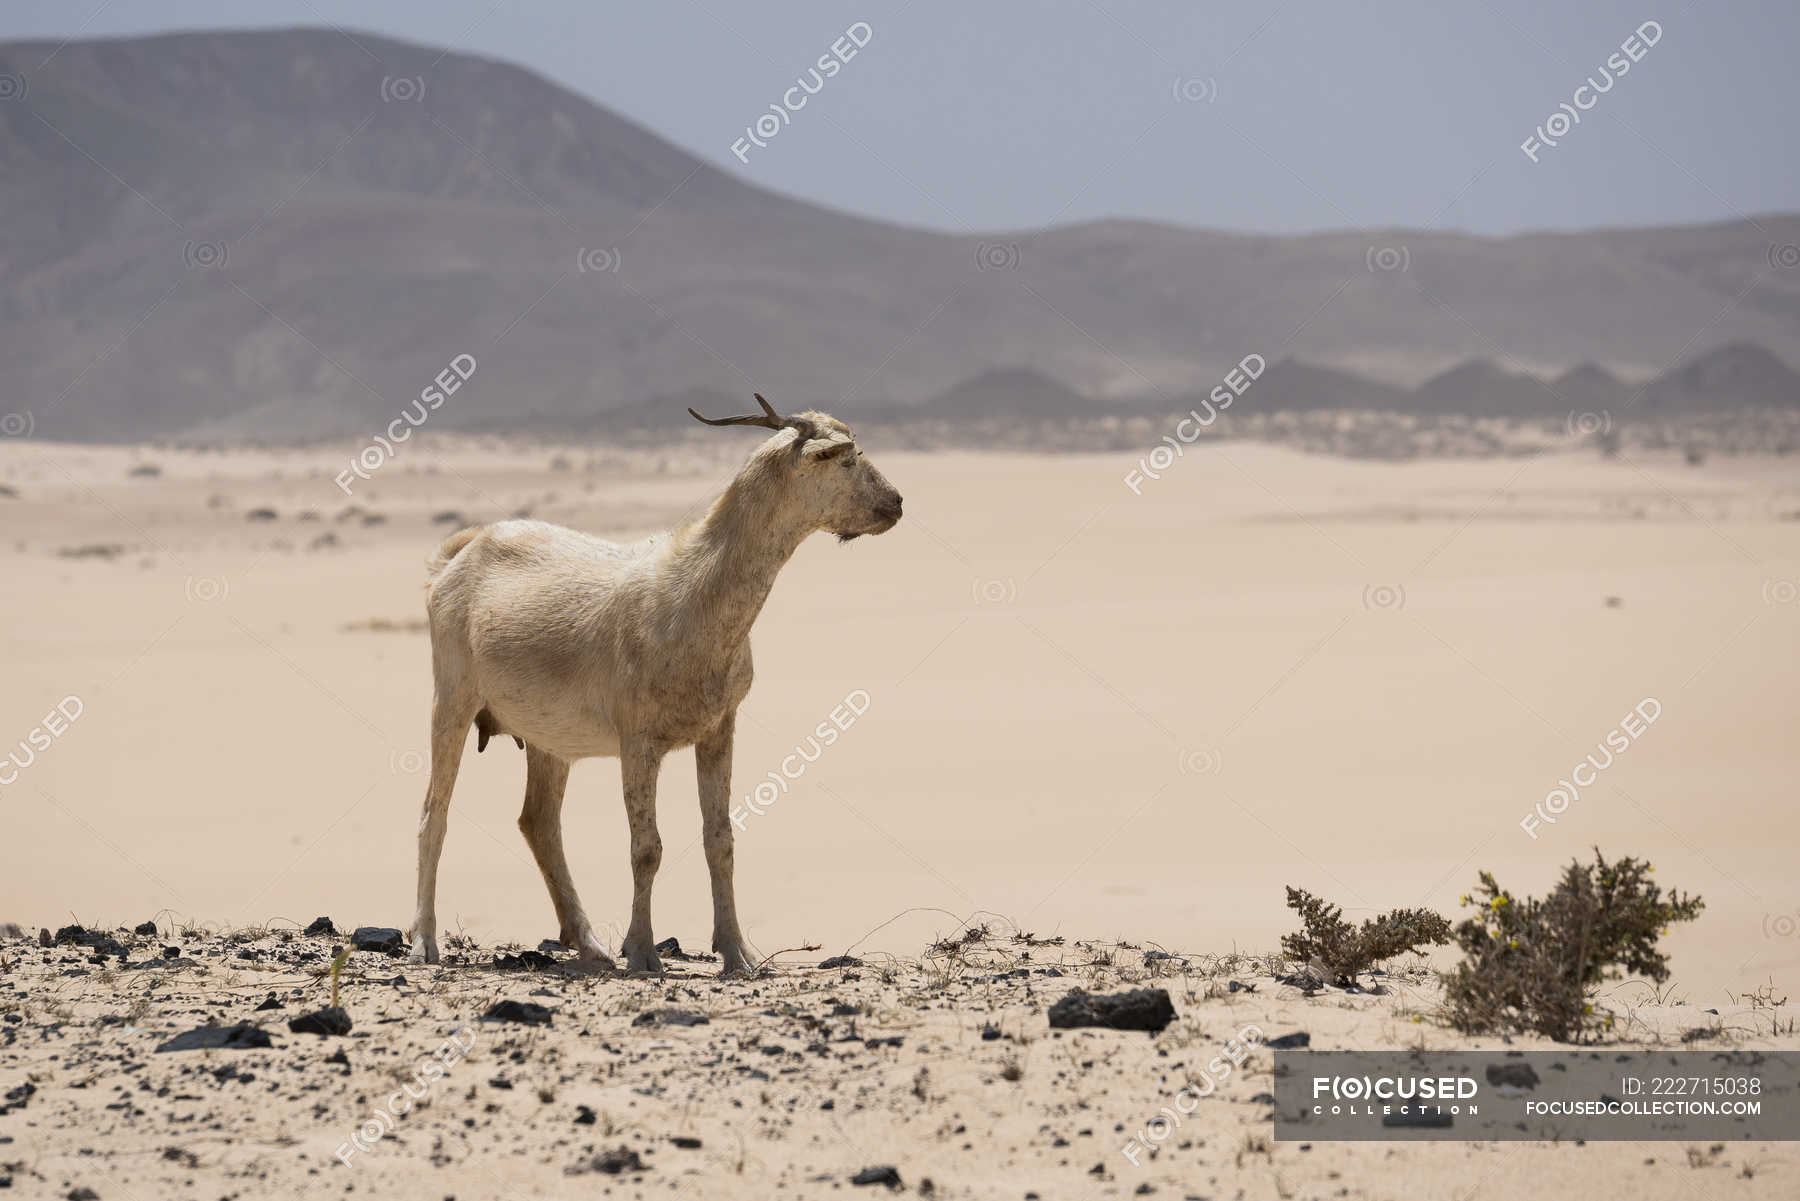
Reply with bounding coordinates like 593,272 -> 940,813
426,525 -> 485,586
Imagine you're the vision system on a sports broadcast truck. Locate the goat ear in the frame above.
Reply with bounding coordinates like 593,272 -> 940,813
805,438 -> 857,460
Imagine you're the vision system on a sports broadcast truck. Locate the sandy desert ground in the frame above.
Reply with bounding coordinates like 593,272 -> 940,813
2,432 -> 1799,1197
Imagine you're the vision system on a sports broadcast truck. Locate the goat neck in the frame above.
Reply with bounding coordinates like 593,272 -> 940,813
669,453 -> 814,652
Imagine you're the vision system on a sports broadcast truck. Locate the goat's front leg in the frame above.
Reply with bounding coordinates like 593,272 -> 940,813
696,712 -> 752,976
618,739 -> 665,973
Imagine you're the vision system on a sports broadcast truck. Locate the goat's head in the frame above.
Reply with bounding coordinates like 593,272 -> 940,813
689,394 -> 903,541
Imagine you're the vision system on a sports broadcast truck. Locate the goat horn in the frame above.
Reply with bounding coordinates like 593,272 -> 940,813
759,393 -> 819,441
687,393 -> 817,441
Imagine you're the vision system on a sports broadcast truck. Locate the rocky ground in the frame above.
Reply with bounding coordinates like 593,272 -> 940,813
2,921 -> 1797,1200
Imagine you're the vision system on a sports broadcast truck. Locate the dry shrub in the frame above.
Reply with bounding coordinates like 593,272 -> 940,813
1446,849 -> 1703,1042
1281,887 -> 1452,987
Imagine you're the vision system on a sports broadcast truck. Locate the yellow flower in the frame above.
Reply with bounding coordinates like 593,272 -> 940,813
1490,896 -> 1510,909
1460,894 -> 1470,905
1583,1004 -> 1593,1014
1507,940 -> 1519,949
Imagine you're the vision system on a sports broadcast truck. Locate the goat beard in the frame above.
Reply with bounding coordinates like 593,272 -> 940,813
836,532 -> 863,543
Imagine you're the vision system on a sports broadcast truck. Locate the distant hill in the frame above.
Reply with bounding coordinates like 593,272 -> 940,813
911,343 -> 1800,420
1639,343 -> 1800,412
3,28 -> 1800,441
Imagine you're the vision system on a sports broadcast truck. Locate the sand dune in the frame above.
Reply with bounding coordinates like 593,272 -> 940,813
3,435 -> 1800,1196
3,436 -> 1797,997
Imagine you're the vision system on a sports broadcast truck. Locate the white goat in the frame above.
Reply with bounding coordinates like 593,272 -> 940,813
409,396 -> 903,974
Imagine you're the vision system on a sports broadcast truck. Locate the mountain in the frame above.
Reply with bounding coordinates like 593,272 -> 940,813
1638,342 -> 1800,412
1247,358 -> 1413,413
1551,363 -> 1631,415
910,344 -> 1800,421
1413,359 -> 1554,417
3,28 -> 1800,440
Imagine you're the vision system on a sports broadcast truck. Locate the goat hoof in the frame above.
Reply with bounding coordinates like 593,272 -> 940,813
409,939 -> 440,965
574,945 -> 615,970
622,943 -> 663,974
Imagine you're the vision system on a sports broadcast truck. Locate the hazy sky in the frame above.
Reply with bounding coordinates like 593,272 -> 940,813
5,0 -> 1795,235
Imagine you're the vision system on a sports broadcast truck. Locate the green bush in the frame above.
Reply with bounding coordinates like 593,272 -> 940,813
1446,849 -> 1704,1042
1281,887 -> 1452,987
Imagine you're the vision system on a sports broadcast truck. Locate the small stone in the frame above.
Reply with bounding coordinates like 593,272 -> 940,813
1486,1062 -> 1540,1090
302,916 -> 337,937
632,1008 -> 709,1028
819,954 -> 863,969
1265,1031 -> 1310,1050
254,994 -> 282,1011
671,1136 -> 702,1149
287,1007 -> 352,1037
483,1000 -> 552,1027
566,1146 -> 646,1176
851,1165 -> 902,1188
494,950 -> 559,971
350,927 -> 405,954
133,921 -> 158,936
156,1023 -> 273,1052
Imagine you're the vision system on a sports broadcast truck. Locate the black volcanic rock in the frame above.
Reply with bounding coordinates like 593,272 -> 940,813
287,1007 -> 352,1036
1047,988 -> 1176,1033
350,927 -> 406,953
483,1000 -> 553,1026
156,1023 -> 274,1052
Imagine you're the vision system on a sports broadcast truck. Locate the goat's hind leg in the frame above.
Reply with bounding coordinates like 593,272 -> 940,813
409,685 -> 478,965
518,746 -> 614,967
